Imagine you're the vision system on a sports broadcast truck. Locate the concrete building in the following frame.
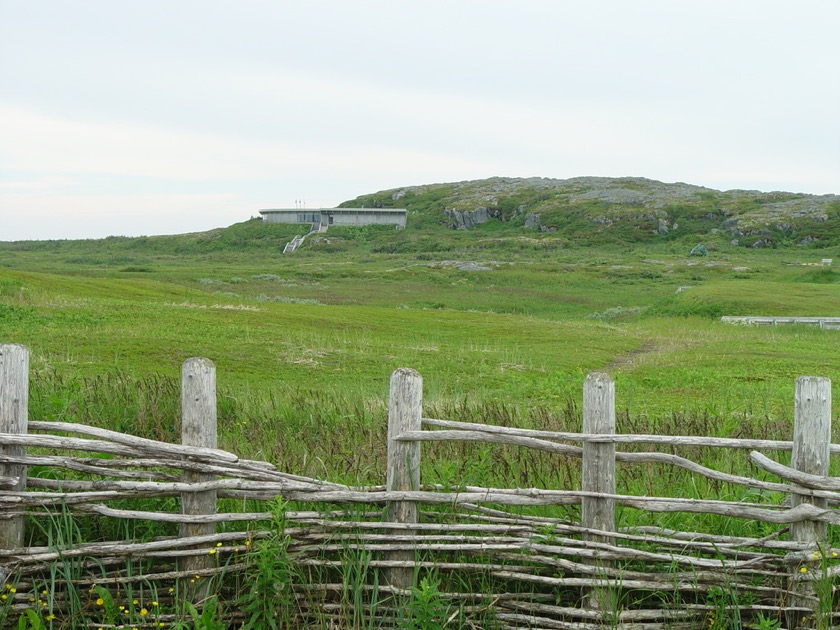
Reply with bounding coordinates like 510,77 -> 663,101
259,208 -> 407,229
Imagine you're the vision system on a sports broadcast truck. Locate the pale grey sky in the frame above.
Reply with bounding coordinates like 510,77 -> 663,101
1,0 -> 838,241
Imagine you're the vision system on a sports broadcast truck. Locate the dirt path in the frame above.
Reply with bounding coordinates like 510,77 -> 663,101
600,341 -> 660,373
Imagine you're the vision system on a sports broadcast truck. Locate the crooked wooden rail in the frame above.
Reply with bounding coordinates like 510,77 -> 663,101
0,343 -> 837,628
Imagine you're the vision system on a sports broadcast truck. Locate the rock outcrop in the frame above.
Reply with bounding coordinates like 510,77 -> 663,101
341,176 -> 840,247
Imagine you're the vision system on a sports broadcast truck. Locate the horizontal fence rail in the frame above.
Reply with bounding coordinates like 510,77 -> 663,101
0,342 -> 837,628
721,315 -> 840,329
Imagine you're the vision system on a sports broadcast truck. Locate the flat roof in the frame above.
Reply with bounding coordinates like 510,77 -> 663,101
259,207 -> 407,214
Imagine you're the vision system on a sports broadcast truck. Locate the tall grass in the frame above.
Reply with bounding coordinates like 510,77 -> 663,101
24,368 -> 809,546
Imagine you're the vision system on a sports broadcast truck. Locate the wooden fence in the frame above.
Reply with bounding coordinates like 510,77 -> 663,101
0,343 -> 838,628
721,316 -> 840,330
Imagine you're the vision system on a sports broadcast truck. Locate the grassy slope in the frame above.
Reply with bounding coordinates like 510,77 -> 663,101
1,219 -> 837,424
1,212 -> 839,566
1,193 -> 838,444
2,188 -> 839,626
0,266 -> 639,402
340,177 -> 840,249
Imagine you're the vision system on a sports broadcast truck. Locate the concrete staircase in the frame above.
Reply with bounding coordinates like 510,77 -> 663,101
282,234 -> 305,253
283,222 -> 327,253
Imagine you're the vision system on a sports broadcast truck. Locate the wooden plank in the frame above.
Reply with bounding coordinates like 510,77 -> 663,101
421,417 -> 822,452
0,344 -> 28,550
722,316 -> 840,328
582,372 -> 616,612
385,368 -> 422,589
790,377 -> 832,543
582,373 -> 616,542
28,420 -> 238,462
179,357 -> 218,599
787,376 -> 832,628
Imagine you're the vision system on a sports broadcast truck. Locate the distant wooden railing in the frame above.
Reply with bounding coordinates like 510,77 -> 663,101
722,316 -> 840,329
0,343 -> 838,628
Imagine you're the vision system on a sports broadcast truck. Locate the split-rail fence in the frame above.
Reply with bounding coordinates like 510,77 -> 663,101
0,343 -> 837,629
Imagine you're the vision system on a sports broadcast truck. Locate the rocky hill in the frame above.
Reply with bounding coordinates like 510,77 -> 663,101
341,177 -> 840,248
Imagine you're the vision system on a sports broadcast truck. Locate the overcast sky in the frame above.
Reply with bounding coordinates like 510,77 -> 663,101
1,1 -> 838,241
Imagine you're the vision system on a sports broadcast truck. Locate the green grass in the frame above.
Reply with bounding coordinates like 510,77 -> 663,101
2,220 -> 839,626
1,224 -> 836,419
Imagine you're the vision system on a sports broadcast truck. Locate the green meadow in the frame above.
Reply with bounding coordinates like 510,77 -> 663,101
1,218 -> 838,464
1,217 -> 840,626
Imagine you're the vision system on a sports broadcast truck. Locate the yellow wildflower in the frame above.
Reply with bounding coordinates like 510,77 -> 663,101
800,566 -> 808,573
96,597 -> 104,606
140,608 -> 148,617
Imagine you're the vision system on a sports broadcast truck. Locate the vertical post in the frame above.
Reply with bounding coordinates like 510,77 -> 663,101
582,372 -> 616,613
0,345 -> 29,550
787,376 -> 831,627
180,358 -> 217,599
385,368 -> 422,590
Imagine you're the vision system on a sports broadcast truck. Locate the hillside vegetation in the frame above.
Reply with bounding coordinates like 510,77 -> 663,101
0,175 -> 838,425
1,177 -> 839,628
342,176 -> 840,249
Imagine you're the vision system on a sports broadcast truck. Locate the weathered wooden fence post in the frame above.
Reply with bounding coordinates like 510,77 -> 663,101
385,368 -> 422,590
787,376 -> 832,627
180,357 -> 217,599
582,372 -> 616,613
0,344 -> 29,550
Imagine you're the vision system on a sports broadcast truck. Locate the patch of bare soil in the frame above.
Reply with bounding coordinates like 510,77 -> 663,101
601,342 -> 659,372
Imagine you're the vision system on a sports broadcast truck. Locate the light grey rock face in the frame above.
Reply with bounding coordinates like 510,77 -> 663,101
353,176 -> 838,246
571,186 -> 649,205
524,213 -> 541,229
444,207 -> 500,229
436,260 -> 494,271
455,262 -> 493,271
565,177 -> 713,207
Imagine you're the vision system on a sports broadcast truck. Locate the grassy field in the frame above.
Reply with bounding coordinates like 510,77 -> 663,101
0,221 -> 840,415
5,237 -> 838,531
1,220 -> 837,455
1,219 -> 839,627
